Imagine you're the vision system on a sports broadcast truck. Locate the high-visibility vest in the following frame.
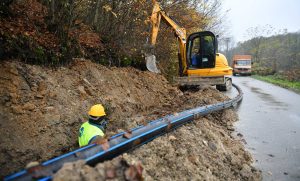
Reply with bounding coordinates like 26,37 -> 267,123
78,121 -> 104,147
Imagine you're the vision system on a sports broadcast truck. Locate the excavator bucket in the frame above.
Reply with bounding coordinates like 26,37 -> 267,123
145,53 -> 160,73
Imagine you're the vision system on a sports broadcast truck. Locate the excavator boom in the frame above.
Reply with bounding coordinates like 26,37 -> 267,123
146,0 -> 187,74
149,1 -> 186,45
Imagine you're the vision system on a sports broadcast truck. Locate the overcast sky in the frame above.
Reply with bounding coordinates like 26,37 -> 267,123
222,0 -> 300,42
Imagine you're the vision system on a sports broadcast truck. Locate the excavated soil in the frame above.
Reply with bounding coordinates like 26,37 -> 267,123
0,60 -> 261,180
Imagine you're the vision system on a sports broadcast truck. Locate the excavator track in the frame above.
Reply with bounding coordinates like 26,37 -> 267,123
4,84 -> 243,181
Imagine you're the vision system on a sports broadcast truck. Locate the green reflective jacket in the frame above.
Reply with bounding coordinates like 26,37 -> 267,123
78,121 -> 104,147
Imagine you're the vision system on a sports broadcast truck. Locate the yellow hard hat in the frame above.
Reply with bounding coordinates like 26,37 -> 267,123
88,104 -> 106,117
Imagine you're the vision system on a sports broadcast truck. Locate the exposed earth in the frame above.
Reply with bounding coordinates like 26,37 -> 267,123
0,60 -> 261,180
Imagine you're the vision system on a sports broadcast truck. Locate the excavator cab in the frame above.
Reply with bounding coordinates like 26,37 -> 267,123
186,31 -> 216,70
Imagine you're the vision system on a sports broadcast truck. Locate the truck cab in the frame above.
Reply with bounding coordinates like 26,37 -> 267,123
232,55 -> 252,76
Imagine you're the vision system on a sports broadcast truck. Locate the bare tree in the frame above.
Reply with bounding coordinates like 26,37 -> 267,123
244,25 -> 275,64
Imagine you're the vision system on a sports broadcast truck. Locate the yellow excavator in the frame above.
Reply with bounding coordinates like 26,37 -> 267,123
146,0 -> 233,91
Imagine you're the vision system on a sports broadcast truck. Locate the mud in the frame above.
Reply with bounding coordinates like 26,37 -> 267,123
0,60 -> 261,180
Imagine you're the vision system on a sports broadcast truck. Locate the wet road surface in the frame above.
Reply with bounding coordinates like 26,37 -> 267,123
226,76 -> 300,181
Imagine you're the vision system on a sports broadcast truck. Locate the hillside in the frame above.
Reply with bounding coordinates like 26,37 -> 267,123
0,60 -> 261,180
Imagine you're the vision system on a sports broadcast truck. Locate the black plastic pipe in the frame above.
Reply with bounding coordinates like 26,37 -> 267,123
4,84 -> 243,181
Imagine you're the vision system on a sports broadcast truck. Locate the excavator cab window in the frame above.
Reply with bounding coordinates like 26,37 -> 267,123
187,31 -> 216,69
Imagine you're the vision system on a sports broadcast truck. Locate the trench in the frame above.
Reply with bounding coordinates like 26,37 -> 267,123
5,84 -> 243,181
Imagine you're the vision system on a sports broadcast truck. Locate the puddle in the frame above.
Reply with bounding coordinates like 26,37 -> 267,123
249,86 -> 288,110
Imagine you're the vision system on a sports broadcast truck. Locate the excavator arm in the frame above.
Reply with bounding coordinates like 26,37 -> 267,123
146,0 -> 188,75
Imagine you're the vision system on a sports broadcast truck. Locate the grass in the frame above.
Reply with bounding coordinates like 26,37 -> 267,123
253,75 -> 300,93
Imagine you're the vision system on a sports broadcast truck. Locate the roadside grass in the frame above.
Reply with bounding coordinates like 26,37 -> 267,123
253,75 -> 300,93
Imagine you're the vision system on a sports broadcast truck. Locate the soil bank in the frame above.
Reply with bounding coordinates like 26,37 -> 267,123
0,60 -> 261,180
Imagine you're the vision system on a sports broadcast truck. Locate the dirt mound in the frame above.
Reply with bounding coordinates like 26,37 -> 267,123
54,110 -> 261,181
53,158 -> 143,181
0,60 -> 261,180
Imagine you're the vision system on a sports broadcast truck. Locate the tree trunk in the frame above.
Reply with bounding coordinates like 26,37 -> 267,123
51,0 -> 55,24
93,0 -> 101,28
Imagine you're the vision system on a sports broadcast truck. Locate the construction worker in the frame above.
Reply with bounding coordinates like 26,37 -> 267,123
78,104 -> 109,147
191,52 -> 200,67
191,37 -> 201,67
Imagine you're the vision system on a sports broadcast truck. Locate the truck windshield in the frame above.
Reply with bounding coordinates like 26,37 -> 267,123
236,60 -> 251,65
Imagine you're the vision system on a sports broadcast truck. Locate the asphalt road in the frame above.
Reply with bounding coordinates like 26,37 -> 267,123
226,76 -> 300,181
